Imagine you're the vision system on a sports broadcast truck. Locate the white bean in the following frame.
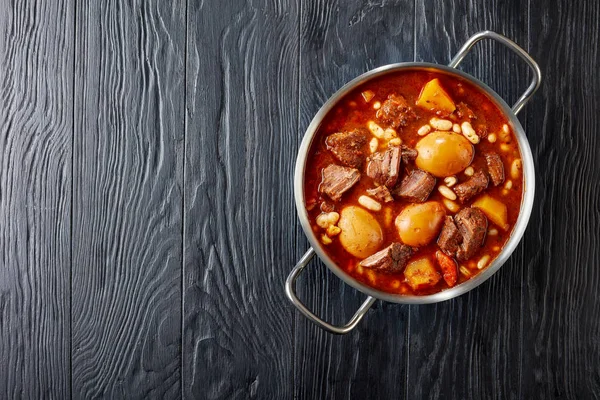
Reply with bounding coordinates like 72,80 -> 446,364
500,143 -> 511,152
443,198 -> 460,212
444,176 -> 457,187
373,101 -> 381,110
488,133 -> 497,143
511,159 -> 522,179
460,266 -> 471,277
477,255 -> 491,270
464,166 -> 474,176
504,180 -> 513,190
417,124 -> 431,136
383,128 -> 397,141
358,195 -> 382,211
438,185 -> 457,200
369,137 -> 379,153
367,120 -> 385,139
388,137 -> 402,146
488,228 -> 498,236
430,117 -> 453,131
503,124 -> 510,134
453,123 -> 461,133
461,121 -> 480,144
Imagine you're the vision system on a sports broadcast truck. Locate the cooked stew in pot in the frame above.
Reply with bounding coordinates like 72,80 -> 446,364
304,69 -> 523,295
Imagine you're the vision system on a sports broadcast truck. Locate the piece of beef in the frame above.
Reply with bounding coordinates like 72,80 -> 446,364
394,169 -> 436,202
454,170 -> 489,203
319,164 -> 361,201
359,243 -> 413,273
455,102 -> 476,120
437,217 -> 462,257
320,201 -> 335,213
485,152 -> 505,186
401,145 -> 418,164
366,146 -> 402,187
454,207 -> 488,261
367,186 -> 394,203
325,128 -> 368,168
376,94 -> 417,129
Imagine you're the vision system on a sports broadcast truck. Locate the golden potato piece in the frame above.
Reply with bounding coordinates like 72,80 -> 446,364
416,78 -> 456,113
472,195 -> 509,231
404,257 -> 441,290
395,202 -> 446,247
338,206 -> 384,258
415,131 -> 474,177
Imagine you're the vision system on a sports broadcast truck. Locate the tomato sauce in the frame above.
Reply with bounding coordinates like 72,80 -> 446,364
303,69 -> 523,296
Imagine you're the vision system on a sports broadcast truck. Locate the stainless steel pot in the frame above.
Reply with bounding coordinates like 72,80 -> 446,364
286,31 -> 541,334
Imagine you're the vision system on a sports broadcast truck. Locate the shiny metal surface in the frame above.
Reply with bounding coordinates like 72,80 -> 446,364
286,31 -> 541,332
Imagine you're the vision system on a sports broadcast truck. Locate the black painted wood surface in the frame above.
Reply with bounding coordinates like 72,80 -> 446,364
0,0 -> 599,398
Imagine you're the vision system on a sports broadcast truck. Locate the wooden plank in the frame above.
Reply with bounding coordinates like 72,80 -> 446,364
522,0 -> 600,397
0,1 -> 73,398
409,1 -> 529,398
182,0 -> 299,398
72,1 -> 186,397
295,1 -> 414,398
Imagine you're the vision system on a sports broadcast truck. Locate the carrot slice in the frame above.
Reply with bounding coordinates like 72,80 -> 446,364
436,250 -> 458,287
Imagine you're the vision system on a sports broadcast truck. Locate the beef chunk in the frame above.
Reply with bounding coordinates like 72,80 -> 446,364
454,207 -> 488,261
359,243 -> 413,273
395,169 -> 436,202
320,201 -> 335,213
485,152 -> 505,186
455,102 -> 476,120
325,128 -> 368,168
401,145 -> 418,164
437,217 -> 462,256
437,208 -> 488,261
454,170 -> 489,203
367,186 -> 394,203
376,94 -> 417,129
319,164 -> 361,201
366,146 -> 402,187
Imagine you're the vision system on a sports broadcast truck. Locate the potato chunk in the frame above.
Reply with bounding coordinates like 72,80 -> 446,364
404,257 -> 441,290
415,131 -> 474,177
472,194 -> 509,231
416,78 -> 456,114
338,206 -> 384,257
395,201 -> 445,247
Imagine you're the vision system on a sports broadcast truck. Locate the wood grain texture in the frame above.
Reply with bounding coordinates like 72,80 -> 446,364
522,0 -> 600,398
409,1 -> 531,399
72,1 -> 185,398
0,0 -> 73,398
183,0 -> 299,398
296,1 -> 414,398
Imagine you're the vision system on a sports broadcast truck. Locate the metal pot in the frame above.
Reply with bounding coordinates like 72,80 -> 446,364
285,31 -> 541,334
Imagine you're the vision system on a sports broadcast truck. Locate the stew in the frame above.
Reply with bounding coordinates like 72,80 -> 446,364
304,69 -> 523,296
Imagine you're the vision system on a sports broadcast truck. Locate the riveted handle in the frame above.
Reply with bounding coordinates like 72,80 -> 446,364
285,248 -> 376,334
449,31 -> 541,115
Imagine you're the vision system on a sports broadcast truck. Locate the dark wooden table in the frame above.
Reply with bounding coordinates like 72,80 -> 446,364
1,0 -> 599,398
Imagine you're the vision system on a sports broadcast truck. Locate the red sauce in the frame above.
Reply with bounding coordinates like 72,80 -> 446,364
303,69 -> 523,296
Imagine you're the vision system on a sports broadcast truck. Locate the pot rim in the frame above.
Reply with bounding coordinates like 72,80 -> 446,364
294,62 -> 536,304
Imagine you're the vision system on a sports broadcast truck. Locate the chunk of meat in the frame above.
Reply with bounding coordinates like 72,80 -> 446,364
325,128 -> 368,168
485,153 -> 505,186
394,169 -> 436,203
320,201 -> 335,213
319,164 -> 361,202
359,243 -> 413,273
437,217 -> 462,256
366,146 -> 402,187
454,207 -> 488,261
401,145 -> 418,164
454,170 -> 489,203
455,102 -> 476,120
376,94 -> 417,129
366,186 -> 394,203
436,251 -> 458,287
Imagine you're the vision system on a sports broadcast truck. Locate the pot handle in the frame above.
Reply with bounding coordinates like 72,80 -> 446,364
285,247 -> 376,334
449,30 -> 541,115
